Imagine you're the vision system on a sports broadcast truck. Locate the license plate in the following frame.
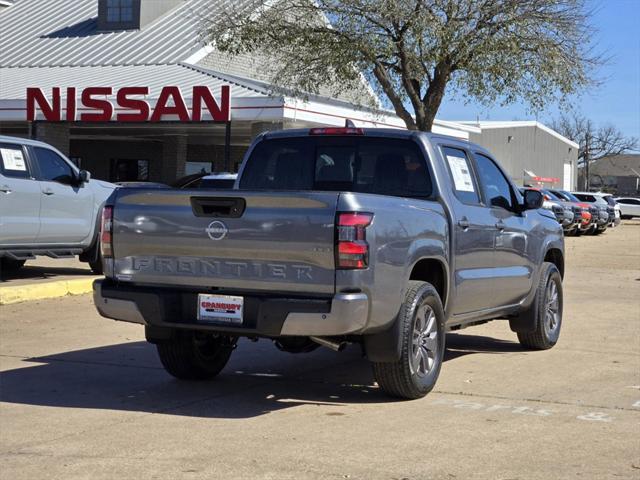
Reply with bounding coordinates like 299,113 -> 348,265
197,294 -> 243,324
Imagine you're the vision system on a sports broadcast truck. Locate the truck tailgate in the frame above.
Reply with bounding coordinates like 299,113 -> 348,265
111,189 -> 339,294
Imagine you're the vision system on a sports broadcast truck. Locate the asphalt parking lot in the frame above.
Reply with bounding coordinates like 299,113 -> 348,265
0,223 -> 639,480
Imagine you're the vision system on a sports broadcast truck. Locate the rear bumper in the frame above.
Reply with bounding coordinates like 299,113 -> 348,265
93,279 -> 369,337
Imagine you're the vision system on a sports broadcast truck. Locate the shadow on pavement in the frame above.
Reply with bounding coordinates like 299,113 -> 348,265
1,265 -> 95,282
0,333 -> 522,418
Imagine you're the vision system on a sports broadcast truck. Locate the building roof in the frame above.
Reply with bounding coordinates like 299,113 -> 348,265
0,0 -> 254,67
0,63 -> 268,99
588,154 -> 640,177
458,120 -> 579,149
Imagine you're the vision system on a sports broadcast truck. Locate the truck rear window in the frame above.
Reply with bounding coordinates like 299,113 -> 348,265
239,136 -> 432,198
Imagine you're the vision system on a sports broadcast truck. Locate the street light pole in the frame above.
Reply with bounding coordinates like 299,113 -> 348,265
584,131 -> 590,191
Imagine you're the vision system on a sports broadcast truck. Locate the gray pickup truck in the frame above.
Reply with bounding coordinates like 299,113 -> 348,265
94,127 -> 564,399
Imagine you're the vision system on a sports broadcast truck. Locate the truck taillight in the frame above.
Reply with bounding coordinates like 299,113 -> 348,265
310,127 -> 364,136
336,212 -> 373,269
100,206 -> 113,258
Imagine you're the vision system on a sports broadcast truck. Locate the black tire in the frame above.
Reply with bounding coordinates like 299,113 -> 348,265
1,258 -> 26,273
156,332 -> 235,380
517,262 -> 563,350
373,281 -> 445,400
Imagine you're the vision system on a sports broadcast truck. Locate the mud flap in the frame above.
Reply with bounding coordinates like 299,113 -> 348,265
363,315 -> 403,362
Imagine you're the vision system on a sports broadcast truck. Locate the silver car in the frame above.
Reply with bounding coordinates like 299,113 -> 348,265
0,135 -> 115,273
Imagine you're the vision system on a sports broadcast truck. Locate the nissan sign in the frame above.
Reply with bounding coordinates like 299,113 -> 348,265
26,85 -> 231,122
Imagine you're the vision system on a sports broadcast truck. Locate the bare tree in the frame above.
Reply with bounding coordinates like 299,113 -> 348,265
550,111 -> 639,162
202,0 -> 602,131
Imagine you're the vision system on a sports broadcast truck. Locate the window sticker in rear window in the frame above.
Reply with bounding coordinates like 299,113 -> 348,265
0,147 -> 27,171
446,154 -> 475,192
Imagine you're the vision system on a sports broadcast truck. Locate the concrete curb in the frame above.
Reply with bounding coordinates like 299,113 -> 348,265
0,278 -> 97,305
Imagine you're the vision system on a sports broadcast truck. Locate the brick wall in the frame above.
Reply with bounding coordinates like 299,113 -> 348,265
35,123 -> 70,156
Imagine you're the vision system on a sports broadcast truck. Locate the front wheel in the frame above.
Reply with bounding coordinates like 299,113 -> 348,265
373,281 -> 445,400
0,258 -> 26,274
156,332 -> 236,380
517,262 -> 563,350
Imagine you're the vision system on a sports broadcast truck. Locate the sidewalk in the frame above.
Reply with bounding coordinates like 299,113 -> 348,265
0,257 -> 100,305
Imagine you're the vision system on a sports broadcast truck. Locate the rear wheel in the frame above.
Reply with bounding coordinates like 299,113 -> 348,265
517,262 -> 563,350
156,332 -> 236,380
373,281 -> 445,400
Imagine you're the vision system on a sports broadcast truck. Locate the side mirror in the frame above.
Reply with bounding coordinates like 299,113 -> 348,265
523,189 -> 543,210
78,170 -> 91,184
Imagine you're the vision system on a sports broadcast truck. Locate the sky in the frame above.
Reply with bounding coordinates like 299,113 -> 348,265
436,0 -> 640,140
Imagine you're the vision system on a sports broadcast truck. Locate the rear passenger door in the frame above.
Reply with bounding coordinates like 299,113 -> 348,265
472,152 -> 534,307
0,142 -> 41,245
441,146 -> 500,315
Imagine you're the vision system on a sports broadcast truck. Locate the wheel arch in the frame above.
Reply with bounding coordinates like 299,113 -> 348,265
544,247 -> 564,279
408,257 -> 449,309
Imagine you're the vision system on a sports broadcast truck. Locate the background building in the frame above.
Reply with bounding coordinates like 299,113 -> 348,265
582,154 -> 640,195
0,0 -> 577,189
464,121 -> 579,191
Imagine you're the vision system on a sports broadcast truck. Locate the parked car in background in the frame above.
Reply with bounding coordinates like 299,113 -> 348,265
548,189 -> 594,235
521,188 -> 575,234
177,172 -> 237,190
0,135 -> 115,274
94,127 -> 565,400
116,181 -> 168,189
572,192 -> 611,234
172,172 -> 210,189
591,192 -> 620,226
614,197 -> 640,219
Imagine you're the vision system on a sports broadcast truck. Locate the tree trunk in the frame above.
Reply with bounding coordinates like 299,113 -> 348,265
419,64 -> 450,131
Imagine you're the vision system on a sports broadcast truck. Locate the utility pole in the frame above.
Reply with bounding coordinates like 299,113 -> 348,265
584,131 -> 590,191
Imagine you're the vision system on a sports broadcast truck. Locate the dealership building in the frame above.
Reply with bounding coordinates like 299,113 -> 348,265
0,0 -> 578,188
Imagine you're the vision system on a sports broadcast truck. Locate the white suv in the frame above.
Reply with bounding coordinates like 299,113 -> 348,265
615,197 -> 640,219
0,135 -> 115,274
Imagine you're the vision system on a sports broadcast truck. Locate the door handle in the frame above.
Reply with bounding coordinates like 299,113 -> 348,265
42,188 -> 55,195
495,220 -> 505,231
0,185 -> 11,194
458,218 -> 470,230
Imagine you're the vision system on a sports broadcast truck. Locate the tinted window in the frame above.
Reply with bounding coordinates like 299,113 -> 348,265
240,137 -> 432,198
200,179 -> 236,189
574,194 -> 596,203
441,147 -> 480,204
618,198 -> 640,205
474,153 -> 515,210
542,189 -> 562,201
33,147 -> 75,184
0,143 -> 30,179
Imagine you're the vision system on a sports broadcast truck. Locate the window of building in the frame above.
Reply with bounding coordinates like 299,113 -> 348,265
112,159 -> 149,182
107,0 -> 133,23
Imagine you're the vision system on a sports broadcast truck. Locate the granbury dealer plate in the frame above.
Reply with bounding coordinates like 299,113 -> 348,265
197,294 -> 244,324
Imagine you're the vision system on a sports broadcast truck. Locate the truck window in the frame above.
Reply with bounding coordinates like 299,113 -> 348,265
33,147 -> 75,185
240,137 -> 432,198
442,147 -> 480,204
474,153 -> 515,211
0,143 -> 30,179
